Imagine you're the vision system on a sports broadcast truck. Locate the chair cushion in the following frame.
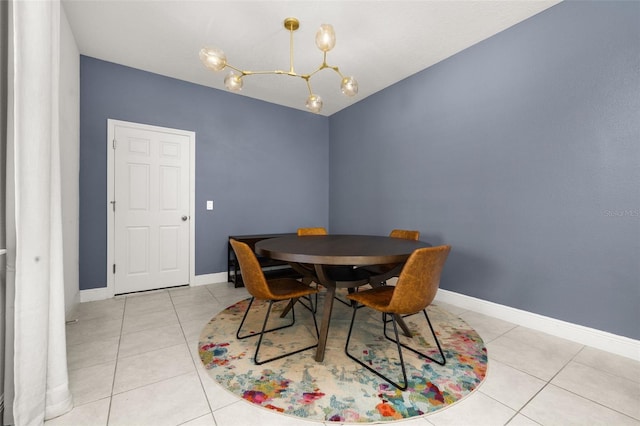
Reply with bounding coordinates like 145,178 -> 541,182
266,278 -> 319,300
347,286 -> 395,311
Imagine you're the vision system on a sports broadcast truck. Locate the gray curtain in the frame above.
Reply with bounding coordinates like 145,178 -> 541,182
5,1 -> 73,423
1,0 -> 12,423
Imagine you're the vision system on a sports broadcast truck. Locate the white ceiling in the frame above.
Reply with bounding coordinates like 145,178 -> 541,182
62,0 -> 561,116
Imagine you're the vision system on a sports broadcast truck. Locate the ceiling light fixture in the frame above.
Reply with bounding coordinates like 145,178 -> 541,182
199,17 -> 358,114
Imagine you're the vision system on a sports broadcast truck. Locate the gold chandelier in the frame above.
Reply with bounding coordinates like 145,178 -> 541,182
199,17 -> 358,114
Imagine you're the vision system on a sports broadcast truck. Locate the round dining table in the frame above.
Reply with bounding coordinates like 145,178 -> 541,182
255,234 -> 430,362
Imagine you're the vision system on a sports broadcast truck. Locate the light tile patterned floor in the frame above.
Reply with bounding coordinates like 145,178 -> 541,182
46,283 -> 640,426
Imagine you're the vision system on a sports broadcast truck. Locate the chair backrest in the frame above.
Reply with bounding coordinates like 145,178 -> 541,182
387,245 -> 451,315
229,239 -> 274,300
389,229 -> 420,241
297,227 -> 327,236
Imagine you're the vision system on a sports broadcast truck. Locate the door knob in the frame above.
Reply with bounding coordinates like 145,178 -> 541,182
182,216 -> 188,221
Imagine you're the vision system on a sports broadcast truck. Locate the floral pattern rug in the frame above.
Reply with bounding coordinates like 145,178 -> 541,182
199,291 -> 488,423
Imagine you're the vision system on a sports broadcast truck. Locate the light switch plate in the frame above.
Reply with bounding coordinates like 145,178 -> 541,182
206,200 -> 214,210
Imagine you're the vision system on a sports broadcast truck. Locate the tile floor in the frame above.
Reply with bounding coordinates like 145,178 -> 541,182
46,282 -> 640,426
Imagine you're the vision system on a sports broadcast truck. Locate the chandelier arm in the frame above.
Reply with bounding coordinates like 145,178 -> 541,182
329,66 -> 345,79
306,51 -> 332,79
201,17 -> 356,114
305,78 -> 314,96
225,64 -> 245,74
226,64 -> 305,77
306,63 -> 344,82
243,69 -> 292,76
306,63 -> 329,79
289,25 -> 295,74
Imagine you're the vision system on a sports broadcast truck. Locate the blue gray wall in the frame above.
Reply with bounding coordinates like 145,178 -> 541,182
80,57 -> 329,289
80,1 -> 638,340
329,1 -> 639,339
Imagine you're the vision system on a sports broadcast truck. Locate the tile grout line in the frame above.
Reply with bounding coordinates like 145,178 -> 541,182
169,288 -> 218,425
63,285 -> 639,426
475,323 -> 577,425
112,290 -> 213,424
503,342 -> 586,425
549,345 -> 640,422
105,295 -> 128,426
201,284 -> 253,423
475,384 -> 524,425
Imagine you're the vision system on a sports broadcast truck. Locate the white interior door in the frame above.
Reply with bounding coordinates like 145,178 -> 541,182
112,122 -> 191,294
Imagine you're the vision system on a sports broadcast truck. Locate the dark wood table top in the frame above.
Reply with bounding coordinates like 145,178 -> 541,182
255,234 -> 430,266
255,234 -> 431,362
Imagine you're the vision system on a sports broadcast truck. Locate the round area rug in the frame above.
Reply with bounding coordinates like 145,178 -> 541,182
198,291 -> 487,423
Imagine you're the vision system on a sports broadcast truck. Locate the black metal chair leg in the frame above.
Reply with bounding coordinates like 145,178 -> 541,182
383,310 -> 446,366
337,288 -> 366,309
344,306 -> 409,390
335,292 -> 353,307
237,297 -> 295,340
253,299 -> 319,365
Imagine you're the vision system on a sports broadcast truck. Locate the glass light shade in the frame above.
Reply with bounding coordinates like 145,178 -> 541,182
315,24 -> 336,52
341,76 -> 358,97
305,94 -> 323,113
199,47 -> 227,72
224,72 -> 243,91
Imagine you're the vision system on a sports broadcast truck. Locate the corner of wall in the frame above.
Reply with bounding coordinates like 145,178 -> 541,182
59,5 -> 81,320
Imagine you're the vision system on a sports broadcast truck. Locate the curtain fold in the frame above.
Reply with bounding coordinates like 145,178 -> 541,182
8,0 -> 73,424
1,0 -> 8,422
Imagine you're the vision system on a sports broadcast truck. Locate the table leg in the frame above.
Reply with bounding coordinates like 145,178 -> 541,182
396,316 -> 412,337
314,264 -> 335,362
315,285 -> 335,362
280,299 -> 295,318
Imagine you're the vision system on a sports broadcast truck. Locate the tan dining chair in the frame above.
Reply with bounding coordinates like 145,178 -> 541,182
297,227 -> 328,236
345,245 -> 451,390
230,239 -> 319,365
363,229 -> 421,287
389,229 -> 420,240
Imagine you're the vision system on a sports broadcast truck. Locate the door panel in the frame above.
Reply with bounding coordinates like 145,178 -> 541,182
127,226 -> 150,275
113,124 -> 190,294
159,226 -> 180,270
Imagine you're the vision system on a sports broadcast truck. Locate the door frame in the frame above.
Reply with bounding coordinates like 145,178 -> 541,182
106,119 -> 196,297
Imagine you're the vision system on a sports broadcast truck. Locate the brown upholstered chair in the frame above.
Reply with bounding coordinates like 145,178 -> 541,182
297,227 -> 328,236
230,239 -> 319,365
345,245 -> 451,390
389,229 -> 420,240
363,229 -> 421,286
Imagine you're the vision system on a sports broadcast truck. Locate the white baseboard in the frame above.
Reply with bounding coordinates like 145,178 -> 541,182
65,290 -> 81,322
79,286 -> 110,303
435,289 -> 640,362
79,272 -> 230,302
77,277 -> 638,361
191,272 -> 228,287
